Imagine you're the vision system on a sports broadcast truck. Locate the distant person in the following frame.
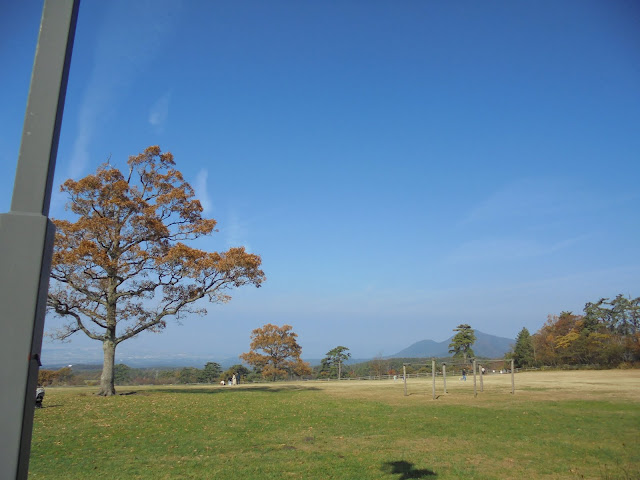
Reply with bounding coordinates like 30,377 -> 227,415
461,369 -> 467,381
232,374 -> 237,385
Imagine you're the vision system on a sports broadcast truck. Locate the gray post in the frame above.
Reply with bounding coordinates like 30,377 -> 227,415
472,359 -> 477,397
511,359 -> 515,394
403,364 -> 407,397
0,1 -> 79,479
431,359 -> 436,400
442,363 -> 447,394
479,364 -> 484,392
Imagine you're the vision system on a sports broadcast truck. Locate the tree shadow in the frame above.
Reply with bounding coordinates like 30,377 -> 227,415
407,393 -> 441,399
149,385 -> 321,395
381,461 -> 437,479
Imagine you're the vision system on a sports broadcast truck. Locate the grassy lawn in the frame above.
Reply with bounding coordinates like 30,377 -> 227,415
29,370 -> 640,479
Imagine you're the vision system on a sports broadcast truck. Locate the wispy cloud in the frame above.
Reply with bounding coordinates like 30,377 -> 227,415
226,210 -> 251,253
192,168 -> 213,214
148,91 -> 171,131
67,0 -> 180,179
67,84 -> 111,179
461,177 -> 638,227
460,177 -> 573,226
446,234 -> 588,264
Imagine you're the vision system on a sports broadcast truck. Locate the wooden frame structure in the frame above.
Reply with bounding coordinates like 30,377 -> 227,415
402,358 -> 515,399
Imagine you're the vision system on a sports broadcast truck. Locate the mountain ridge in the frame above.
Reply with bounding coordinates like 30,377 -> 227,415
41,331 -> 515,368
390,330 -> 514,359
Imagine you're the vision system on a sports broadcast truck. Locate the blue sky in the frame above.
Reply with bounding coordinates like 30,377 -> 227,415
2,1 -> 639,364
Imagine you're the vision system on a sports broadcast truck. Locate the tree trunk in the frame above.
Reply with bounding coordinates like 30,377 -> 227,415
98,339 -> 117,396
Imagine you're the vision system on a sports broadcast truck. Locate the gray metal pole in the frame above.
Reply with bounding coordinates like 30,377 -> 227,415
0,1 -> 79,479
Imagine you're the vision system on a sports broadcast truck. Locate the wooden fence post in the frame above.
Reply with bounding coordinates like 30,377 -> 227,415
472,359 -> 477,397
511,359 -> 515,394
442,363 -> 447,394
479,364 -> 484,392
403,364 -> 407,397
432,359 -> 436,400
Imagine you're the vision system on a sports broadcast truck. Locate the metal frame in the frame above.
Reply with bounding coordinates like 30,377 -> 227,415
0,1 -> 79,478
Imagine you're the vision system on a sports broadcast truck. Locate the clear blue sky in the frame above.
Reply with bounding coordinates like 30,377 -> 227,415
2,1 -> 639,364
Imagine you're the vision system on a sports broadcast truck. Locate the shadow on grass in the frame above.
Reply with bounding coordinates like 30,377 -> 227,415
408,393 -> 441,399
382,461 -> 437,479
148,385 -> 321,395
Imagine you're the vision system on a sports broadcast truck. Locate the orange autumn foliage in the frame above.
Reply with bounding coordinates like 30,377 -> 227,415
240,324 -> 311,381
47,146 -> 265,395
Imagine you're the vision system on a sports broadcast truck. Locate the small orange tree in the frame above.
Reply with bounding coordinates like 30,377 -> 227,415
47,146 -> 265,395
240,324 -> 311,381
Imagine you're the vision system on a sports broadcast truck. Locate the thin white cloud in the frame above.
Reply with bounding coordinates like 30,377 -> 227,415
461,177 -> 638,229
460,178 -> 571,226
67,0 -> 179,179
445,234 -> 588,264
67,94 -> 104,178
192,168 -> 213,214
225,210 -> 252,253
148,91 -> 171,130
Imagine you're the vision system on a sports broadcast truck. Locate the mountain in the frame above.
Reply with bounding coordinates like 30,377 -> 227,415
471,331 -> 516,358
390,330 -> 514,359
390,339 -> 445,358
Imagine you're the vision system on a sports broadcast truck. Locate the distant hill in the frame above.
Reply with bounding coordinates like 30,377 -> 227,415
390,330 -> 514,359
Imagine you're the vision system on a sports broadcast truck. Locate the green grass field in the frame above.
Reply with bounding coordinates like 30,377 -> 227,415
29,370 -> 640,479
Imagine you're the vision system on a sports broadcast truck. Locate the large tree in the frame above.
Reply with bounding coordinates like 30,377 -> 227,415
448,324 -> 476,362
321,346 -> 351,380
512,327 -> 534,368
222,364 -> 251,383
369,354 -> 389,378
240,324 -> 311,381
531,295 -> 640,367
198,362 -> 223,383
585,295 -> 640,337
47,146 -> 265,395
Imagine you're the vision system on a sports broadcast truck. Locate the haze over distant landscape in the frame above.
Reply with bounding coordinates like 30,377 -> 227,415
2,1 -> 639,365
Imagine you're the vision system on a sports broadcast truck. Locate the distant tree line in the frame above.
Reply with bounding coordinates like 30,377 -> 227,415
511,294 -> 639,369
40,297 -> 638,388
38,362 -> 254,387
37,366 -> 80,386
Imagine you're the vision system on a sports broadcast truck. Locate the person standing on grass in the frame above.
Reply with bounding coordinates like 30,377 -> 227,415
461,368 -> 467,381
